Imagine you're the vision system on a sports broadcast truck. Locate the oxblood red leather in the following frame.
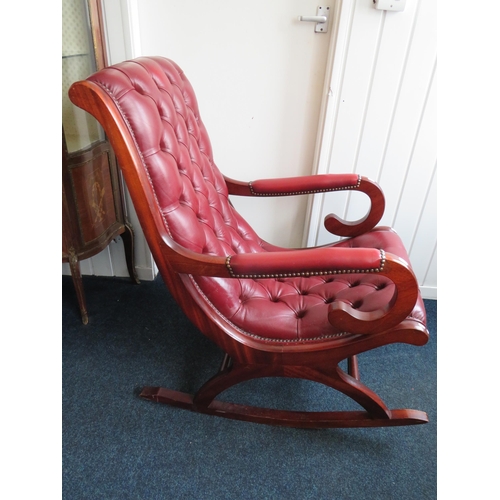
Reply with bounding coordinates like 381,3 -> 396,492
249,173 -> 360,195
86,57 -> 426,342
227,247 -> 384,277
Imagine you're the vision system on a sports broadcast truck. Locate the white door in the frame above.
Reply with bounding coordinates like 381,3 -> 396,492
132,0 -> 338,249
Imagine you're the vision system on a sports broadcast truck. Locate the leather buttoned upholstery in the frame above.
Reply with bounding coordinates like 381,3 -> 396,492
88,57 -> 426,342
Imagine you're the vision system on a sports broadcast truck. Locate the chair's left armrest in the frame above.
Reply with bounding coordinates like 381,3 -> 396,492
165,239 -> 382,278
166,242 -> 419,336
225,174 -> 385,237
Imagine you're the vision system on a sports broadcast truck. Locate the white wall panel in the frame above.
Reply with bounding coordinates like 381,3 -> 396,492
408,161 -> 437,297
309,0 -> 437,298
394,63 -> 436,244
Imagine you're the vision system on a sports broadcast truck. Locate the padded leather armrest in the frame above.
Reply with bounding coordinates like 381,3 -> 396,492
225,173 -> 360,196
225,174 -> 385,238
164,239 -> 382,278
225,247 -> 383,278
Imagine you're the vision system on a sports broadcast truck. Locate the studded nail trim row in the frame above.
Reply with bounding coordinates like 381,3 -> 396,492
248,175 -> 362,197
225,249 -> 386,279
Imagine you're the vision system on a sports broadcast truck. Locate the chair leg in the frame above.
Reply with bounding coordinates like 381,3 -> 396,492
121,223 -> 140,284
193,361 -> 390,418
139,356 -> 428,428
68,249 -> 88,325
348,355 -> 359,380
192,362 -> 276,409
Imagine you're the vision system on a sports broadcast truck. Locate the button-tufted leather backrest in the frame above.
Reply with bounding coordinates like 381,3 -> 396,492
88,57 -> 265,258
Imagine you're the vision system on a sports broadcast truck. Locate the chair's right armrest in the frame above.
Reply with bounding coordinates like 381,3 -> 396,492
224,173 -> 361,197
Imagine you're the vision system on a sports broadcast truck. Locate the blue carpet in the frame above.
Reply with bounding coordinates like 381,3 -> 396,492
62,275 -> 437,499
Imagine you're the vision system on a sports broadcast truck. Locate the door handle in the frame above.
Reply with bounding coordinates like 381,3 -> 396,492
299,6 -> 330,33
299,16 -> 327,23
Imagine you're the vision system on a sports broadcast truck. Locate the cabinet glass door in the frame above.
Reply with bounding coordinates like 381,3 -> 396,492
62,0 -> 104,153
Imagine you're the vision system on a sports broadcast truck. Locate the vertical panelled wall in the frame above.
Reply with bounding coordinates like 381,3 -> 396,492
309,0 -> 436,299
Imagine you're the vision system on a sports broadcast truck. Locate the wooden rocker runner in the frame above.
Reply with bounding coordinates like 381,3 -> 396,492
69,56 -> 429,428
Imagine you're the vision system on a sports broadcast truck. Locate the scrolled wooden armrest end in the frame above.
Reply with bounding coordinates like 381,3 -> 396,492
324,177 -> 385,237
327,254 -> 419,335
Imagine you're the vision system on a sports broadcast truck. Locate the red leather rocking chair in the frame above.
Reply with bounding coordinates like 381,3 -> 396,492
69,56 -> 429,428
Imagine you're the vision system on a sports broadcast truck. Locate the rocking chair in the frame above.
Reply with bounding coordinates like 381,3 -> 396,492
69,56 -> 429,428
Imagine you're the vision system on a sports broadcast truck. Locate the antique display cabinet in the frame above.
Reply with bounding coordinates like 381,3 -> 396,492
62,0 -> 138,324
